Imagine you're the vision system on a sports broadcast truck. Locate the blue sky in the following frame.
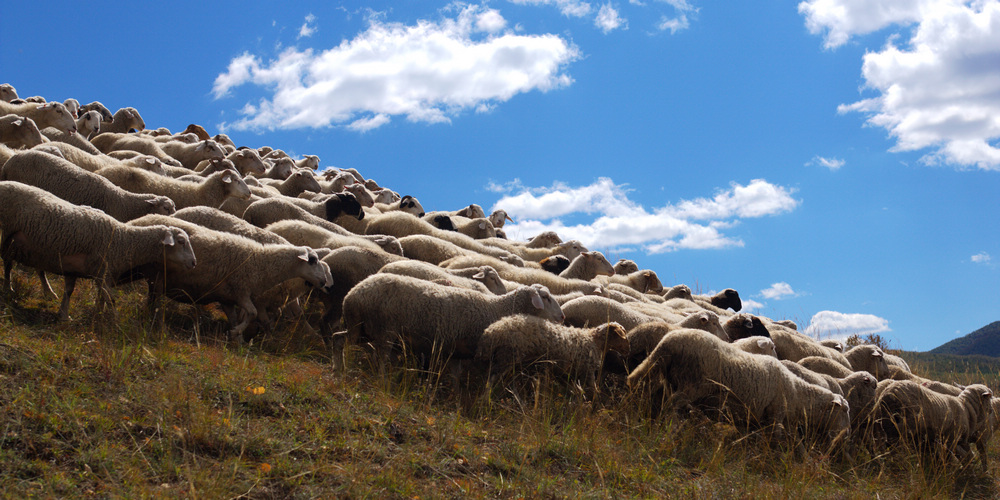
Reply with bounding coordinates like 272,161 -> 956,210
3,0 -> 998,351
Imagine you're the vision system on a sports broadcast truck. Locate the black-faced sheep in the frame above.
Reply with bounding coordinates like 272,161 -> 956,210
336,273 -> 564,371
539,255 -> 571,275
722,313 -> 771,342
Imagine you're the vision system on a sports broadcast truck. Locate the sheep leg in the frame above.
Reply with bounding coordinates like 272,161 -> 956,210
34,270 -> 58,301
59,276 -> 76,321
227,297 -> 257,344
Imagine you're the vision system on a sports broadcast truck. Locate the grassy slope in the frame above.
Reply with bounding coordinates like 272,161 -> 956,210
1,275 -> 999,498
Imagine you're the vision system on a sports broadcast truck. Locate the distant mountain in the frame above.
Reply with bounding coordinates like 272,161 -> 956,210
929,321 -> 1000,356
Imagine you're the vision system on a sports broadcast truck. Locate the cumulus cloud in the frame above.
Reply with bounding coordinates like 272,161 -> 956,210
803,311 -> 891,340
801,0 -> 1000,170
509,0 -> 594,17
807,155 -> 845,170
972,251 -> 992,264
214,5 -> 580,132
741,299 -> 766,311
490,177 -> 799,253
298,13 -> 317,39
656,0 -> 698,33
760,282 -> 798,300
595,3 -> 628,32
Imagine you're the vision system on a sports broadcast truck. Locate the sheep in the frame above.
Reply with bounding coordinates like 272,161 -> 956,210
373,189 -> 399,204
160,139 -> 226,170
171,206 -> 291,246
441,254 -> 612,297
421,213 -> 457,232
260,157 -> 296,180
258,169 -> 322,197
264,219 -> 398,256
32,141 -> 167,175
733,336 -> 778,358
241,198 -> 402,255
884,352 -> 912,373
624,311 -> 730,370
195,148 -> 266,176
374,194 -> 425,217
127,214 -> 331,340
481,238 -> 587,262
474,315 -> 629,399
596,270 -> 664,295
344,183 -> 376,207
96,107 -> 145,135
797,356 -> 853,379
627,328 -> 851,442
0,114 -> 44,148
539,255 -> 571,275
91,133 -> 183,167
843,344 -> 891,379
776,319 -> 799,331
781,362 -> 878,426
61,98 -> 80,118
765,321 -> 852,368
558,251 -> 616,280
697,288 -> 742,312
612,258 -> 638,275
663,284 -> 693,300
75,110 -> 103,139
318,171 -> 357,194
79,101 -> 113,124
488,209 -> 513,229
1,150 -> 177,222
213,133 -> 235,149
873,380 -> 994,464
722,313 -> 771,342
0,84 -> 17,103
452,217 -> 497,239
446,266 -> 507,295
0,101 -> 76,134
181,124 -> 210,141
818,339 -> 843,352
96,165 -> 250,210
0,144 -> 16,166
38,126 -> 106,155
294,155 -> 320,170
396,234 -> 471,265
562,295 -> 661,331
377,260 -> 504,296
0,181 -> 196,321
885,367 -> 963,397
335,273 -> 564,371
452,204 -> 486,219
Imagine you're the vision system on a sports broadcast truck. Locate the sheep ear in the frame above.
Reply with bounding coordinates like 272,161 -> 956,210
298,250 -> 311,262
530,291 -> 545,310
757,339 -> 768,349
162,231 -> 176,246
506,214 -> 514,222
222,173 -> 233,183
12,119 -> 22,127
473,271 -> 486,279
478,221 -> 486,229
872,351 -> 883,358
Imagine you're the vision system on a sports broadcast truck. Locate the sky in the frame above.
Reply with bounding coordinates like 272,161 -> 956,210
2,0 -> 999,351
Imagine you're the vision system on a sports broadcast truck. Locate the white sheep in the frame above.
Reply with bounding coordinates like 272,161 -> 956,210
75,110 -> 102,139
96,165 -> 251,210
91,133 -> 183,167
79,101 -> 114,124
0,84 -> 17,103
613,259 -> 639,275
171,206 -> 291,246
441,254 -> 609,297
264,219 -> 396,256
818,339 -> 842,351
62,98 -> 80,118
374,194 -> 425,217
258,169 -> 322,197
488,209 -> 513,229
624,311 -> 730,370
377,260 -> 504,296
336,273 -> 564,371
396,234 -> 469,265
96,107 -> 145,135
597,269 -> 664,295
843,344 -> 891,379
260,157 -> 296,180
0,181 -> 195,321
627,328 -> 851,442
733,336 -> 778,358
0,101 -> 77,134
562,295 -> 661,331
294,154 -> 320,170
558,251 -> 616,280
474,315 -> 629,399
38,126 -> 105,155
0,114 -> 44,148
195,148 -> 266,176
128,214 -> 331,342
765,321 -> 852,368
160,139 -> 226,170
31,141 -> 167,176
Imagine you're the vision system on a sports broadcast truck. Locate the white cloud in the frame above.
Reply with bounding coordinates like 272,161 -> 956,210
807,155 -> 845,170
298,13 -> 317,39
657,14 -> 690,33
595,4 -> 627,33
741,299 -> 766,311
509,0 -> 594,17
802,0 -> 1000,170
760,282 -> 798,300
214,5 -> 580,132
972,251 -> 992,264
491,177 -> 799,253
803,311 -> 891,339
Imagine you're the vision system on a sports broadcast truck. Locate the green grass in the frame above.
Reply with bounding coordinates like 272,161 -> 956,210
1,273 -> 999,498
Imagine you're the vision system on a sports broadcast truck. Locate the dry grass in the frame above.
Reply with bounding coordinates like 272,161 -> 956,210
0,270 -> 998,498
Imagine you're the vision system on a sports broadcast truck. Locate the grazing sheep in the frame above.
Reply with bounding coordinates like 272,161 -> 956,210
160,139 -> 226,170
0,101 -> 76,134
558,251 -> 616,280
613,259 -> 639,275
258,169 -> 322,197
375,194 -> 425,217
539,255 -> 571,275
96,165 -> 250,210
624,311 -> 730,370
885,367 -> 962,397
128,215 -> 331,342
627,328 -> 851,442
0,114 -> 44,148
96,107 -> 145,135
0,182 -> 196,321
1,150 -> 177,221
336,273 -> 564,371
722,313 -> 771,342
733,336 -> 778,358
79,101 -> 113,124
91,133 -> 182,167
195,148 -> 266,176
378,260 -> 502,296
171,206 -> 291,246
597,270 -> 664,295
75,110 -> 102,139
766,321 -> 852,367
798,356 -> 853,379
475,315 -> 629,399
874,380 -> 994,464
843,344 -> 891,379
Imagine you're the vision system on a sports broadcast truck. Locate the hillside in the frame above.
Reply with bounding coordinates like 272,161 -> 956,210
929,321 -> 1000,356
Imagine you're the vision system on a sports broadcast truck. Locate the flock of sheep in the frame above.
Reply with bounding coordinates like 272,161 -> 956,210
0,82 -> 997,467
